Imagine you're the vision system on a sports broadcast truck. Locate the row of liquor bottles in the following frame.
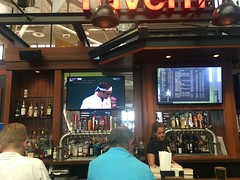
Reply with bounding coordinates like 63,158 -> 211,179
15,100 -> 52,118
59,136 -> 109,159
157,110 -> 211,129
24,128 -> 53,159
59,134 -> 146,160
23,128 -> 110,159
166,131 -> 214,154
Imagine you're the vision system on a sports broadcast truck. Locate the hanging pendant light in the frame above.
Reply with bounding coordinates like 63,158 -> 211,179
17,0 -> 29,8
91,0 -> 119,28
212,2 -> 240,26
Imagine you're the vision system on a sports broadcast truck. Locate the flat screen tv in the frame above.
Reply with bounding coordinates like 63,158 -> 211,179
157,67 -> 223,104
66,76 -> 125,111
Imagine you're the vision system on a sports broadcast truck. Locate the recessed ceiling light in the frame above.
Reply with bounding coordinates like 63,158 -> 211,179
32,32 -> 45,38
35,70 -> 40,73
62,34 -> 71,38
213,54 -> 220,58
165,55 -> 171,59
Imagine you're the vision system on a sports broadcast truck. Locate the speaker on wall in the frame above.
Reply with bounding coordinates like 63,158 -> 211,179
19,50 -> 43,62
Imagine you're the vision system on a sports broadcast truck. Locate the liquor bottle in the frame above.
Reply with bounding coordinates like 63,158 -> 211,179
53,147 -> 58,160
83,141 -> 89,156
40,102 -> 44,118
20,100 -> 26,117
27,102 -> 33,117
88,139 -> 94,156
192,134 -> 199,153
15,102 -> 20,117
169,134 -> 176,153
46,101 -> 52,117
23,89 -> 28,98
176,136 -> 183,154
33,103 -> 38,118
133,142 -> 140,159
138,135 -> 145,161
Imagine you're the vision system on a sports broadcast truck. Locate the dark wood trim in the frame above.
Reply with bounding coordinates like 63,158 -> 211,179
2,71 -> 12,126
52,70 -> 62,146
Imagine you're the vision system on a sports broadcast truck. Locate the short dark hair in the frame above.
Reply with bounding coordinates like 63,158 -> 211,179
108,126 -> 133,149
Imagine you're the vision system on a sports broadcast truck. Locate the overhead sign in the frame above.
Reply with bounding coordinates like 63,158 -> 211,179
82,0 -> 206,10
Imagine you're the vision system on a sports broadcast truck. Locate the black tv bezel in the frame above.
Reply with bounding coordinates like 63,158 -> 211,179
66,76 -> 126,111
156,66 -> 223,105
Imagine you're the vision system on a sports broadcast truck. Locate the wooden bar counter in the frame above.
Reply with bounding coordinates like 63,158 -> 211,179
43,156 -> 240,179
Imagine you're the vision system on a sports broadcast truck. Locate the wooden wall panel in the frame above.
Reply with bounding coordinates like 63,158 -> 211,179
222,62 -> 239,158
3,71 -> 12,126
52,70 -> 63,145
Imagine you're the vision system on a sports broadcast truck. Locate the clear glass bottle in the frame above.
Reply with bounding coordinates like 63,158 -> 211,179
27,102 -> 33,117
20,100 -> 26,117
46,101 -> 52,117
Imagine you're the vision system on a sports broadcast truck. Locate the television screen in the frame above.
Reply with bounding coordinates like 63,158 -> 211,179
66,76 -> 125,110
157,67 -> 223,104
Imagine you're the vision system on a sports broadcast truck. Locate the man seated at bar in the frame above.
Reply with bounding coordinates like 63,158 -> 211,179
0,123 -> 51,180
87,126 -> 155,180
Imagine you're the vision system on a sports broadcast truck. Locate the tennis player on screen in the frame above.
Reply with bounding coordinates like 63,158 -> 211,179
80,82 -> 117,109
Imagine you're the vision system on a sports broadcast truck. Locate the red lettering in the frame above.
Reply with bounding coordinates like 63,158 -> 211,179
144,0 -> 165,10
126,0 -> 139,10
82,0 -> 206,11
184,0 -> 191,8
82,0 -> 90,10
198,0 -> 206,8
111,0 -> 121,10
168,0 -> 175,9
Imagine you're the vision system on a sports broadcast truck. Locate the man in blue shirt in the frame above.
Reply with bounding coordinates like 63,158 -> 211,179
87,126 -> 155,180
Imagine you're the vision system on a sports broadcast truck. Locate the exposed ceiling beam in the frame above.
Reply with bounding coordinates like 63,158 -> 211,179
0,24 -> 29,47
0,8 -> 214,25
72,23 -> 90,47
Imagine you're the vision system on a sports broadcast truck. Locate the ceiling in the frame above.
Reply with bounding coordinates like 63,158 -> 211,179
0,0 -> 220,48
1,0 -> 240,68
0,0 -> 124,47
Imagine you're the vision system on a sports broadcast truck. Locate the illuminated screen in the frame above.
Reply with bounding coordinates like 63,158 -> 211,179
157,67 -> 223,104
66,76 -> 125,111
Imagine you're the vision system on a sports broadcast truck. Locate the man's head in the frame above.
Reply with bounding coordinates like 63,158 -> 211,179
0,123 -> 28,154
108,126 -> 134,153
95,82 -> 112,99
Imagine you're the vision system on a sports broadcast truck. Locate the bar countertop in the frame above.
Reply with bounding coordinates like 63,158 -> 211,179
43,157 -> 94,165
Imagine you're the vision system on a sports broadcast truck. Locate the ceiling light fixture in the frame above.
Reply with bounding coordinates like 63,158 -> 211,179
91,0 -> 119,28
212,2 -> 240,26
32,32 -> 45,38
213,54 -> 220,58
